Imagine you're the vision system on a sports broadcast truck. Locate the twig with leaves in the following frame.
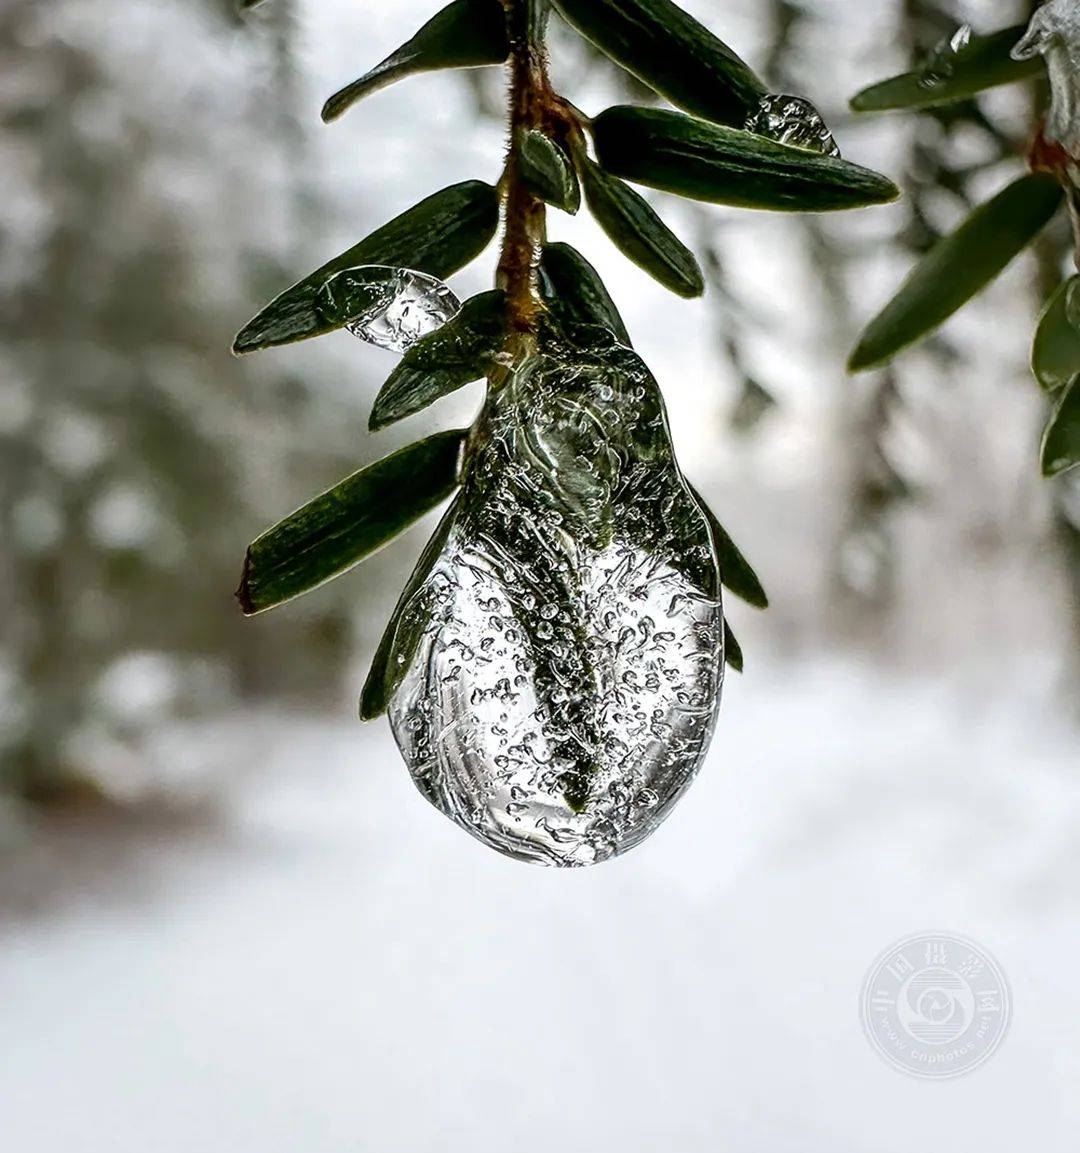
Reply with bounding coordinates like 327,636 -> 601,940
232,0 -> 896,865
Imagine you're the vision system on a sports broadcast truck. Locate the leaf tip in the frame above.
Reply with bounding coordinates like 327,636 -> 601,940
235,550 -> 257,616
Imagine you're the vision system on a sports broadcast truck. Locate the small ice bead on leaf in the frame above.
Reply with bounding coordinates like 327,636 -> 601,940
387,326 -> 724,866
918,24 -> 973,89
744,94 -> 840,158
1013,0 -> 1080,158
315,266 -> 461,353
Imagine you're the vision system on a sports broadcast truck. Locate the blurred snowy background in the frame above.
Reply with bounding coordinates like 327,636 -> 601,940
1,0 -> 1078,1149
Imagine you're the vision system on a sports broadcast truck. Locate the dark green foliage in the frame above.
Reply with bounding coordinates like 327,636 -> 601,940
1032,277 -> 1080,393
592,106 -> 900,212
849,173 -> 1064,372
723,619 -> 743,673
850,25 -> 1041,113
237,431 -> 466,614
369,290 -> 508,429
553,0 -> 764,127
582,158 -> 704,297
517,130 -> 581,213
539,242 -> 631,345
232,181 -> 499,353
321,0 -> 509,123
1042,377 -> 1080,477
689,485 -> 768,609
360,496 -> 462,720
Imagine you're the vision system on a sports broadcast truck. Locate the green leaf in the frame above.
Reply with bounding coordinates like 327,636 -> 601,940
1032,276 -> 1080,392
1041,375 -> 1080,477
321,0 -> 509,123
849,172 -> 1064,372
688,484 -> 768,609
233,181 -> 499,354
723,619 -> 743,673
360,495 -> 462,720
539,241 -> 631,345
582,158 -> 703,298
517,130 -> 581,213
592,105 -> 900,212
369,290 -> 507,429
237,430 -> 466,615
552,0 -> 764,127
850,25 -> 1041,113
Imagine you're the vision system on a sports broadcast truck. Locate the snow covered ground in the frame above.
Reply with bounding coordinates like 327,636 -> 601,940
2,657 -> 1077,1152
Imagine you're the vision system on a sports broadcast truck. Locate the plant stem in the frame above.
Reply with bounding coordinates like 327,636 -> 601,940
496,0 -> 551,345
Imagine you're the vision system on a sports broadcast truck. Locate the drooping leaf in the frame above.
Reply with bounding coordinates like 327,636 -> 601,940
321,0 -> 509,123
517,129 -> 581,213
552,0 -> 764,127
233,181 -> 499,354
369,290 -> 508,429
850,24 -> 1041,112
582,158 -> 703,298
1041,375 -> 1080,477
237,430 -> 466,615
360,494 -> 463,720
539,241 -> 631,345
849,172 -> 1064,372
592,105 -> 900,212
723,619 -> 743,673
1032,276 -> 1080,392
688,484 -> 768,609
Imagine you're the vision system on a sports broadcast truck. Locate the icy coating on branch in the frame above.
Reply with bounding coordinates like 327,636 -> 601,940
387,327 -> 724,865
315,266 -> 460,353
744,94 -> 840,158
1013,0 -> 1080,159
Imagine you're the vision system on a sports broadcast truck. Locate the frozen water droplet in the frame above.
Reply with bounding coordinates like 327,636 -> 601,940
1013,1 -> 1080,158
315,266 -> 460,353
918,23 -> 973,88
745,93 -> 840,158
387,326 -> 724,867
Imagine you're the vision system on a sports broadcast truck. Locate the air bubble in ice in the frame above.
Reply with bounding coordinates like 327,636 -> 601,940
744,94 -> 840,158
386,326 -> 724,867
1013,0 -> 1080,158
918,24 -> 973,88
315,266 -> 460,353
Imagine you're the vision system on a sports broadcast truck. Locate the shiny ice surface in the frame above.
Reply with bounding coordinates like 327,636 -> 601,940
1013,1 -> 1080,158
315,265 -> 460,353
745,94 -> 840,158
388,328 -> 724,866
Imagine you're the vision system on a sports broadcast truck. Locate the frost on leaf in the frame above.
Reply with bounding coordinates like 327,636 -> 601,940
315,266 -> 460,353
1013,0 -> 1080,159
918,24 -> 973,89
386,326 -> 725,866
744,94 -> 840,158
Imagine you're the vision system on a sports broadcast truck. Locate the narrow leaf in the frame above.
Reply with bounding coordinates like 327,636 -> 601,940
689,484 -> 768,609
237,430 -> 466,615
592,105 -> 900,212
321,0 -> 509,123
849,172 -> 1064,372
360,494 -> 462,720
723,619 -> 743,673
539,242 -> 631,345
1041,375 -> 1080,477
582,159 -> 703,298
518,130 -> 581,213
552,0 -> 764,127
850,25 -> 1041,113
369,290 -> 507,429
1032,276 -> 1080,392
233,181 -> 499,354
